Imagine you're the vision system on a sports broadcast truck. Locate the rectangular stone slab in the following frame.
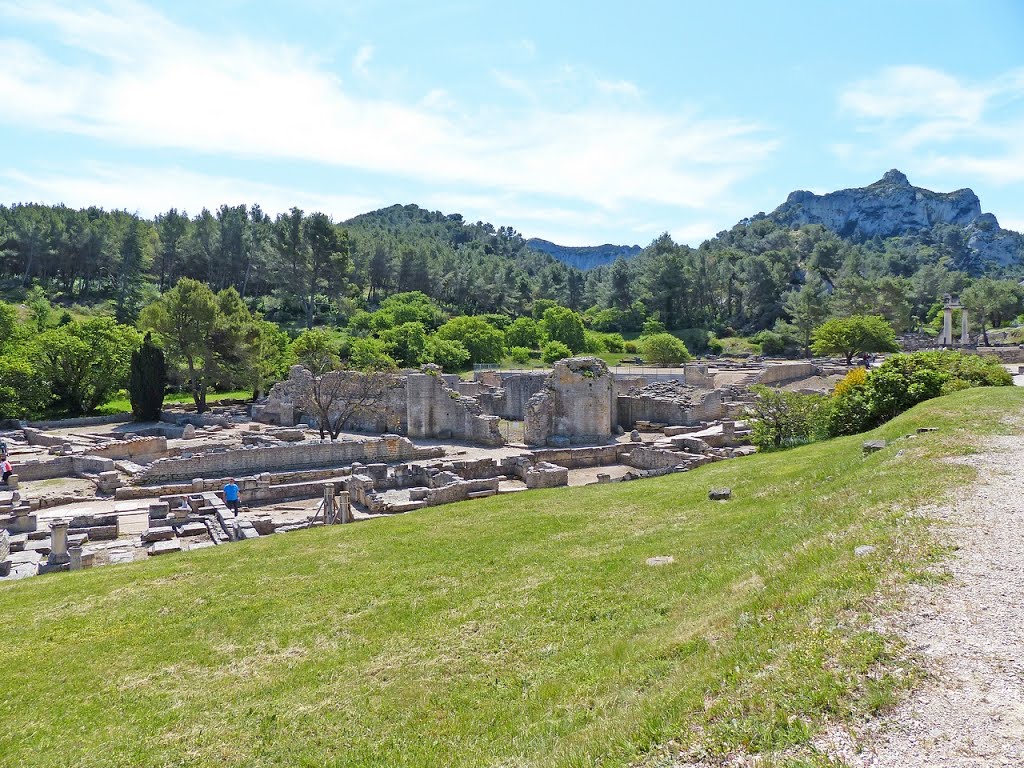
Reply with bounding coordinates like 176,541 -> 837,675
148,540 -> 182,556
141,526 -> 175,543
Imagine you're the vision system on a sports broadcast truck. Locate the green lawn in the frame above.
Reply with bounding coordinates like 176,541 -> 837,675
1,387 -> 1019,768
96,389 -> 253,415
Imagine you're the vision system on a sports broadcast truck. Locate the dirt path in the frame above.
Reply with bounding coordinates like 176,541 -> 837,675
825,430 -> 1024,766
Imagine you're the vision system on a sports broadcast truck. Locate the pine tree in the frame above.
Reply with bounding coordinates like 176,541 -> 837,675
128,332 -> 167,422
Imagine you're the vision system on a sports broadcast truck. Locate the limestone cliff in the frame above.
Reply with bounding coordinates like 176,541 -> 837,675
770,170 -> 1022,266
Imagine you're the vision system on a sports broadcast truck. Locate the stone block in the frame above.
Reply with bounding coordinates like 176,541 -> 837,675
387,500 -> 427,513
708,487 -> 732,501
141,526 -> 175,543
117,511 -> 149,537
148,502 -> 170,520
862,439 -> 887,454
148,539 -> 182,556
174,521 -> 208,537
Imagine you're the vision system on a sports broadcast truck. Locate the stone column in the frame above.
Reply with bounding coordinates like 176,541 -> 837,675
322,483 -> 336,524
722,420 -> 736,442
941,308 -> 953,346
48,520 -> 70,565
69,546 -> 83,571
338,490 -> 351,524
960,310 -> 970,345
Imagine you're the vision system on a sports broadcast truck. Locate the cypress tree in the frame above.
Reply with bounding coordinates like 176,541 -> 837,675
128,332 -> 167,422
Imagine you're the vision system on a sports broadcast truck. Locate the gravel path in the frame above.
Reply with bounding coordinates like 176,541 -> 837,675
661,427 -> 1024,768
827,430 -> 1024,766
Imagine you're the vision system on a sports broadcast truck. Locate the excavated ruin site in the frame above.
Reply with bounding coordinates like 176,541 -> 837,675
0,357 -> 848,580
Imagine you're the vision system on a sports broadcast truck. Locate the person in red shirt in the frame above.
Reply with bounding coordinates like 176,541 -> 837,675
1,458 -> 12,486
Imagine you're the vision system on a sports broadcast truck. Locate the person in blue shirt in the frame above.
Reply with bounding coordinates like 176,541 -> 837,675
223,477 -> 240,511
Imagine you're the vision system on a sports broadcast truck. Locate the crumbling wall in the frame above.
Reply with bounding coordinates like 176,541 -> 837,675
524,357 -> 614,446
754,362 -> 819,386
616,384 -> 724,428
134,435 -> 443,483
254,365 -> 407,433
89,436 -> 169,461
406,371 -> 503,446
476,372 -> 549,420
13,455 -> 115,482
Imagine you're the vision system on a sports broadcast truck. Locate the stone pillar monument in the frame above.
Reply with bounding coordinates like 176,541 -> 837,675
48,520 -> 70,566
338,490 -> 352,524
961,309 -> 970,345
938,294 -> 965,347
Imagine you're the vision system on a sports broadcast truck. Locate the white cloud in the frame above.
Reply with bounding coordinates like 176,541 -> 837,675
837,65 -> 1024,186
1,165 -> 382,222
596,78 -> 641,98
352,43 -> 373,76
840,66 -> 989,124
0,0 -> 775,218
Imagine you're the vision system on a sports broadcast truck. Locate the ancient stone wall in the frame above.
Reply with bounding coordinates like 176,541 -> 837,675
524,357 -> 614,446
406,372 -> 503,446
475,372 -> 549,420
616,388 -> 723,428
754,362 -> 819,386
255,365 -> 407,433
622,445 -> 694,470
89,436 -> 169,461
134,436 -> 443,483
14,455 -> 115,481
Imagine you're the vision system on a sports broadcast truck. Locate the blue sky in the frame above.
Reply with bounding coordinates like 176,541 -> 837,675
1,0 -> 1022,246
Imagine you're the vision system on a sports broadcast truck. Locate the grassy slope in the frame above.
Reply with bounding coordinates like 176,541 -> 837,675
1,388 -> 1020,768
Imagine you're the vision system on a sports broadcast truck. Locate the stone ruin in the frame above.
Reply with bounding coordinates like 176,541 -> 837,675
524,357 -> 614,446
255,364 -> 501,445
0,354 -> 836,583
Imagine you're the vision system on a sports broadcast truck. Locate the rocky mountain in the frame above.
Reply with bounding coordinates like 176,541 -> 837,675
769,169 -> 1023,266
526,238 -> 642,271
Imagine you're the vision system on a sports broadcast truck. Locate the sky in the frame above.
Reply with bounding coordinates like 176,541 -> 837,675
1,0 -> 1022,247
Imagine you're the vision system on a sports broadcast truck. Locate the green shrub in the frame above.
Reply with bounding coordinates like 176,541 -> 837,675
541,340 -> 571,364
746,386 -> 829,450
509,346 -> 532,365
639,333 -> 691,366
582,331 -> 606,354
827,350 -> 1011,436
602,333 -> 625,353
421,337 -> 470,372
752,330 -> 786,356
641,318 -> 666,336
623,341 -> 638,354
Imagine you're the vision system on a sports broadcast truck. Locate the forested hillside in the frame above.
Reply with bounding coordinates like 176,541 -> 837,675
2,173 -> 1023,421
2,191 -> 1020,336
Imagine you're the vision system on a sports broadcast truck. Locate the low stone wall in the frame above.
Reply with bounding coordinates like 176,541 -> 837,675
423,477 -> 499,506
754,362 -> 818,386
622,445 -> 692,471
15,455 -> 115,481
26,413 -> 131,430
524,444 -> 625,469
89,436 -> 169,461
524,462 -> 568,489
977,346 -> 1024,363
616,389 -> 724,428
134,436 -> 444,483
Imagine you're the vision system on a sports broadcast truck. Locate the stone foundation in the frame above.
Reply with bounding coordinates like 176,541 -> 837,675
134,435 -> 443,483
